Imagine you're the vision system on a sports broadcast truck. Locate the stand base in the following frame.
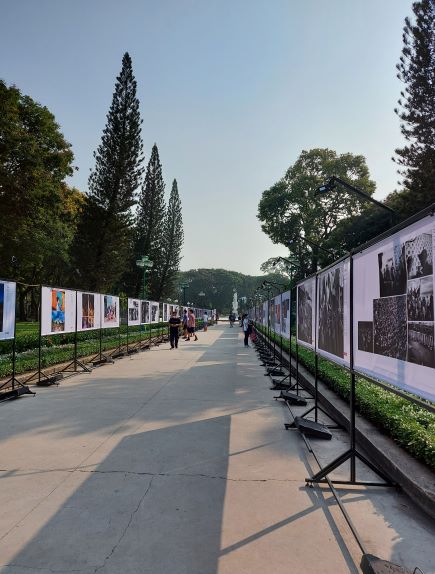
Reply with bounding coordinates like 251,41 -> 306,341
0,385 -> 34,401
361,554 -> 413,574
290,416 -> 332,439
275,390 -> 307,406
37,373 -> 63,386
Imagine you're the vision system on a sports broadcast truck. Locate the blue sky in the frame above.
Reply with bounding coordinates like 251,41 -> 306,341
0,0 -> 412,274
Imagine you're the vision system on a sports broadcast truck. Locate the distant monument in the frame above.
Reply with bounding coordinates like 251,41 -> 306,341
232,291 -> 238,317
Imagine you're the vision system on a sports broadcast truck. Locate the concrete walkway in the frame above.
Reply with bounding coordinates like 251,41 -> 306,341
0,325 -> 434,573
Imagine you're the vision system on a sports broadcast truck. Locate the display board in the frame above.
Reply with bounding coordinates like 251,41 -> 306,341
77,292 -> 101,331
273,295 -> 281,335
262,301 -> 268,326
101,294 -> 120,329
141,300 -> 150,324
0,280 -> 16,340
316,259 -> 350,366
128,298 -> 141,326
41,286 -> 76,336
281,290 -> 291,340
297,276 -> 316,349
162,303 -> 169,322
353,214 -> 435,402
150,301 -> 160,323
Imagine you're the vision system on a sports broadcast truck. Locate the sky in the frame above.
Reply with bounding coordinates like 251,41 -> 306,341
0,0 -> 412,275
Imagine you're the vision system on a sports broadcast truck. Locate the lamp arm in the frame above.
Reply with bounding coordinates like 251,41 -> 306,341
330,176 -> 396,216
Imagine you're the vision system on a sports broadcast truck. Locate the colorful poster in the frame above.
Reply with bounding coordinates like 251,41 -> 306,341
77,292 -> 101,331
41,286 -> 76,336
281,290 -> 291,340
141,300 -> 150,324
102,295 -> 119,329
353,213 -> 435,402
0,280 -> 16,341
128,298 -> 141,326
297,276 -> 316,349
316,259 -> 350,366
150,301 -> 160,323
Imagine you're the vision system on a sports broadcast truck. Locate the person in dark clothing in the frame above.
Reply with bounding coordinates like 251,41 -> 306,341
169,311 -> 181,349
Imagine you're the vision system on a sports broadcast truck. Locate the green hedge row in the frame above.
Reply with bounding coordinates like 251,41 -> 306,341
257,326 -> 435,471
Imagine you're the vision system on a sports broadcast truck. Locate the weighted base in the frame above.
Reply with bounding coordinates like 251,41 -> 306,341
360,554 -> 413,574
266,368 -> 286,376
37,373 -> 63,386
0,385 -> 34,401
275,390 -> 307,406
270,381 -> 290,390
293,416 -> 332,439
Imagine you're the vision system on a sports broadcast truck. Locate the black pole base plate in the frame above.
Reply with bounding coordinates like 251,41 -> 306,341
270,381 -> 290,390
275,390 -> 307,406
0,385 -> 34,401
360,554 -> 414,574
266,368 -> 286,376
293,416 -> 333,439
37,373 -> 63,386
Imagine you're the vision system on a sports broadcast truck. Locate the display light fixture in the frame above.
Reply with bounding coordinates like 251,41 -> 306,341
316,175 -> 397,224
136,256 -> 154,299
288,236 -> 334,256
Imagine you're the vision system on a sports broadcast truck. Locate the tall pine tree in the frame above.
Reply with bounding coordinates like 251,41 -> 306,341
133,144 -> 166,299
393,0 -> 435,211
73,52 -> 144,291
157,179 -> 184,299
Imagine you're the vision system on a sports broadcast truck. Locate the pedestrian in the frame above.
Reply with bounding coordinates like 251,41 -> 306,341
169,310 -> 181,349
203,311 -> 208,332
188,308 -> 198,341
182,308 -> 188,339
242,314 -> 251,347
229,313 -> 235,327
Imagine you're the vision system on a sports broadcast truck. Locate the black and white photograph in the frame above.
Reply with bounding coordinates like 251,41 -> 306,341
358,321 -> 374,353
141,301 -> 149,324
407,277 -> 434,322
377,244 -> 407,297
318,266 -> 344,358
408,322 -> 434,368
297,282 -> 313,345
405,232 -> 433,279
128,300 -> 139,322
373,295 -> 407,360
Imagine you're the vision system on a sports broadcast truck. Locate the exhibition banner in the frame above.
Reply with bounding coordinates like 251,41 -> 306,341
262,301 -> 268,327
141,300 -> 150,324
0,280 -> 16,341
101,294 -> 120,329
316,259 -> 350,366
150,301 -> 160,323
41,286 -> 76,336
297,276 -> 316,350
162,303 -> 169,322
353,213 -> 435,402
274,295 -> 281,335
269,298 -> 275,332
281,290 -> 291,340
77,292 -> 101,331
128,298 -> 141,326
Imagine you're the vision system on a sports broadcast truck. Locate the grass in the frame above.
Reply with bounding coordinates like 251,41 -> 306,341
257,325 -> 435,471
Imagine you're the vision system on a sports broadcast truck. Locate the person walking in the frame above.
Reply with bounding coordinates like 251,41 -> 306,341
187,308 -> 198,341
182,308 -> 188,340
203,311 -> 208,332
169,310 -> 181,349
242,314 -> 251,347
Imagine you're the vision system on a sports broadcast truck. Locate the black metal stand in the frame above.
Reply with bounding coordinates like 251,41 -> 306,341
305,256 -> 394,487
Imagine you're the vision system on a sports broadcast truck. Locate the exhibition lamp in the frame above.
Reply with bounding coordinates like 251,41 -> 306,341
135,256 -> 153,300
316,176 -> 397,224
288,237 -> 334,256
179,282 -> 190,305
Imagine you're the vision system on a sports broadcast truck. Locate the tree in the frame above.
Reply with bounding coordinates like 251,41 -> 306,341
257,148 -> 376,272
73,52 -> 144,291
394,0 -> 435,211
133,144 -> 166,299
156,179 -> 184,299
0,80 -> 77,318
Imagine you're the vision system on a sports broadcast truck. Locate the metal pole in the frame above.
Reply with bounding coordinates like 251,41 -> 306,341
74,290 -> 78,371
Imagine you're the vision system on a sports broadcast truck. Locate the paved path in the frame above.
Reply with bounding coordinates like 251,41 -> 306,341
0,325 -> 434,573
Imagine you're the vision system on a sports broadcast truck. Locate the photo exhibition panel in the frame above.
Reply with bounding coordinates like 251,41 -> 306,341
297,276 -> 316,350
41,286 -> 76,336
353,214 -> 435,402
0,280 -> 16,340
77,292 -> 101,331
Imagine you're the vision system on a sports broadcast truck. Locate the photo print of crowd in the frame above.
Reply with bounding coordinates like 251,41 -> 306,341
359,229 -> 434,369
318,264 -> 344,358
297,281 -> 313,345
